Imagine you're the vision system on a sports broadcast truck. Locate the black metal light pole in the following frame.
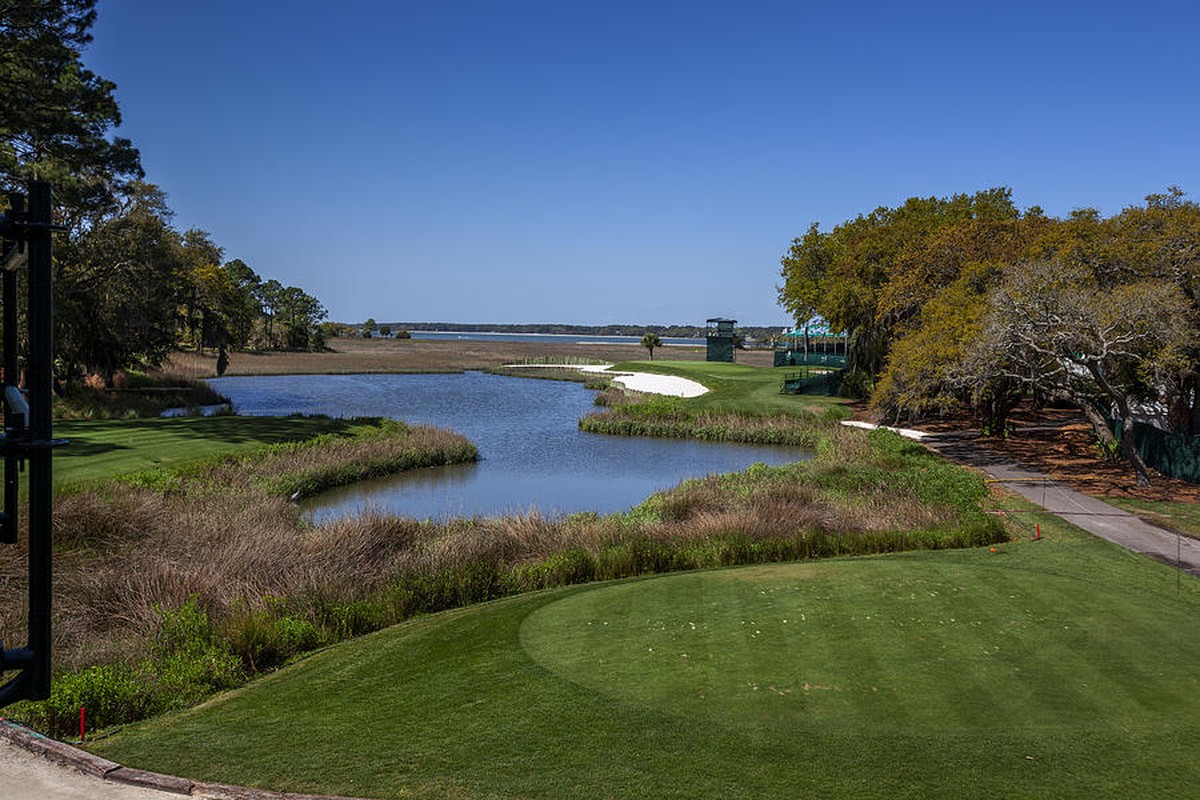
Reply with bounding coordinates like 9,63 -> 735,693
0,180 -> 63,706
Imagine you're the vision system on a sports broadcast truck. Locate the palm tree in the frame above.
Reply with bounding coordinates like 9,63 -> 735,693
640,332 -> 662,360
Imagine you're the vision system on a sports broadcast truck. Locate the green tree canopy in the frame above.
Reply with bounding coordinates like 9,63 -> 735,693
54,182 -> 179,381
778,188 -> 1022,384
0,0 -> 142,222
779,187 -> 1200,483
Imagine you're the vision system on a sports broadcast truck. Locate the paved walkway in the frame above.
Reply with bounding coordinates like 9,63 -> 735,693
924,431 -> 1200,576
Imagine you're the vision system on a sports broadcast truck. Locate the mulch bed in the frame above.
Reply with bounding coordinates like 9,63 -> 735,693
860,402 -> 1200,503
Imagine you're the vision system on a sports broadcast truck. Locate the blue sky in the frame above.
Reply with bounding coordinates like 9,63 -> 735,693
86,0 -> 1200,327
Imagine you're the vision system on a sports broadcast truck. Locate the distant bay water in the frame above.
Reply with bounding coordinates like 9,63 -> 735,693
407,330 -> 704,346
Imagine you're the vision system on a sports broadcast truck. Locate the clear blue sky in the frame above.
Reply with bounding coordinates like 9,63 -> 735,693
86,0 -> 1200,327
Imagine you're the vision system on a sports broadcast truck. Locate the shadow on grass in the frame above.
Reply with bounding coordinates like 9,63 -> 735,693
51,417 -> 364,478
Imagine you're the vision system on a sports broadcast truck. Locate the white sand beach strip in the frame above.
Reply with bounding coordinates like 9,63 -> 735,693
840,420 -> 930,440
504,364 -> 709,398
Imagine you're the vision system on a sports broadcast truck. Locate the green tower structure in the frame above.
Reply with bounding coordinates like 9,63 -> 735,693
705,317 -> 736,363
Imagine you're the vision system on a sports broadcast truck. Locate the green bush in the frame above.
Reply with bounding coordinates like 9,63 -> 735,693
226,606 -> 324,672
506,549 -> 596,591
15,598 -> 245,737
14,664 -> 145,736
147,598 -> 243,709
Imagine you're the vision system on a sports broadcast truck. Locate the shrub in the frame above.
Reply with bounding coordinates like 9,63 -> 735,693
506,549 -> 596,592
225,605 -> 324,672
14,664 -> 145,736
147,598 -> 243,709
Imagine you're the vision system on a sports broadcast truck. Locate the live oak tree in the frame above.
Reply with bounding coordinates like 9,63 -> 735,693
872,260 -> 1017,431
778,189 -> 1022,392
779,187 -> 1200,483
1102,189 -> 1200,433
964,261 -> 1194,486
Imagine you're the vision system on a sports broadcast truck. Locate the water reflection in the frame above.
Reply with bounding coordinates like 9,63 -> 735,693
208,372 -> 809,521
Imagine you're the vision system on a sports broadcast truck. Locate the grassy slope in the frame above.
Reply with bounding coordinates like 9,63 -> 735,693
610,359 -> 847,415
53,416 -> 368,488
92,513 -> 1200,799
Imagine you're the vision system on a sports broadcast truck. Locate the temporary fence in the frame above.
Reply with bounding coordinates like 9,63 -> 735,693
1115,420 -> 1200,484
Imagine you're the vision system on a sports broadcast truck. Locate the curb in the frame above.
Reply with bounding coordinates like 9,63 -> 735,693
1,719 -> 374,800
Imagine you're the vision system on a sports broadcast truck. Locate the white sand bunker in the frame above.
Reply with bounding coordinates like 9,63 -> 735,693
504,364 -> 708,398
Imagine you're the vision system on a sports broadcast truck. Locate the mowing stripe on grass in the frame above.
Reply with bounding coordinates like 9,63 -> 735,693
52,416 -> 371,489
91,524 -> 1200,799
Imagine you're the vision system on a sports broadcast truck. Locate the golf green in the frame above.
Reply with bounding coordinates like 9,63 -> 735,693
92,535 -> 1200,799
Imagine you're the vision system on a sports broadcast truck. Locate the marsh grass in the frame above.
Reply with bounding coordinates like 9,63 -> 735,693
581,390 -> 839,447
53,371 -> 229,420
7,419 -> 1003,736
117,418 -> 478,500
486,366 -> 596,383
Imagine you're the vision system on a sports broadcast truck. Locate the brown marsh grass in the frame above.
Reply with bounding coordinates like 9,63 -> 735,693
165,336 -> 775,378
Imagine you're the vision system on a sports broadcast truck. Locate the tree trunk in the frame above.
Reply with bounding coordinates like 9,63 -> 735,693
1077,396 -> 1119,452
1084,365 -> 1152,486
1119,412 -> 1152,487
1163,369 -> 1197,433
977,380 -> 1020,437
1078,396 -> 1151,486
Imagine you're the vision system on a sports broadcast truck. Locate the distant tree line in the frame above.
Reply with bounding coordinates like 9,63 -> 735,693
778,187 -> 1200,485
1,1 -> 327,385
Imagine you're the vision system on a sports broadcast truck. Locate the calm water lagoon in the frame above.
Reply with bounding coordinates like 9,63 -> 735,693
208,372 -> 808,521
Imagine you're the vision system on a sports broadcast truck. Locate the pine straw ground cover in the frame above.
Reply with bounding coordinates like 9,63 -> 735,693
5,424 -> 1002,737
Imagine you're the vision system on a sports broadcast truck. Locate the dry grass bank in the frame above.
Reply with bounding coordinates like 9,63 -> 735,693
166,337 -> 774,378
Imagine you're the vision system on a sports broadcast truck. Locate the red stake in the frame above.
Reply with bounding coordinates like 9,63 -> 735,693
1035,523 -> 1042,540
79,707 -> 85,742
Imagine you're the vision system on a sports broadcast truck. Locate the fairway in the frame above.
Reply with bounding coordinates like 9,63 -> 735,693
52,416 -> 370,488
92,522 -> 1200,799
610,359 -> 845,415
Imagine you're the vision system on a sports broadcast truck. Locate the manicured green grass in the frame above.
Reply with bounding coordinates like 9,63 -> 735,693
611,359 -> 849,416
92,515 -> 1200,799
1104,497 -> 1200,539
52,416 -> 369,489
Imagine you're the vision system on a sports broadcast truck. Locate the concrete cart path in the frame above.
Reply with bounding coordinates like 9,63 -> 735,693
1,738 -> 172,800
924,432 -> 1200,577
